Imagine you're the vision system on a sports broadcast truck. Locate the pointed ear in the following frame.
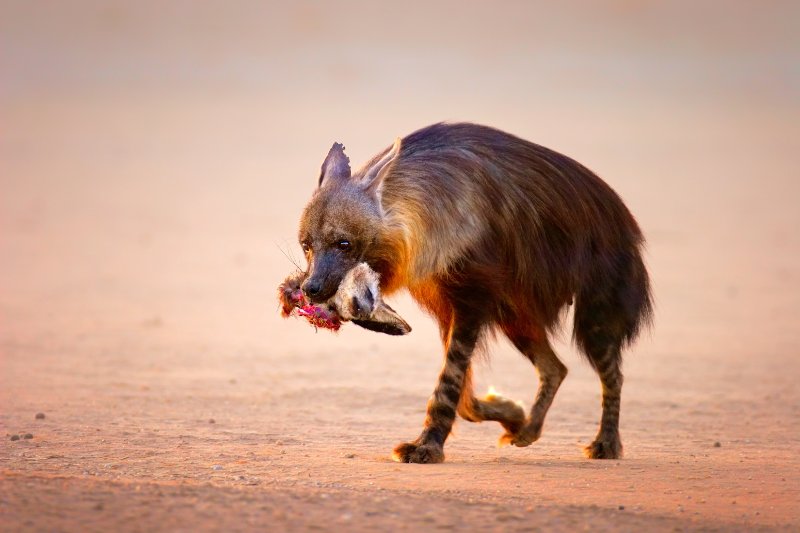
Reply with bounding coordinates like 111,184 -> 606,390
362,137 -> 402,194
319,142 -> 351,186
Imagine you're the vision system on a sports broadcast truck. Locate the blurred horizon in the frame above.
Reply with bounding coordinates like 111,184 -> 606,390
2,1 -> 799,363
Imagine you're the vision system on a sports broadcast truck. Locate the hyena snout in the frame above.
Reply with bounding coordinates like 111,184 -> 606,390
301,266 -> 345,303
301,278 -> 322,298
302,276 -> 339,302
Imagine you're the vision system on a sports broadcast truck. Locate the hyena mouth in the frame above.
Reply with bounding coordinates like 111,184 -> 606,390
278,263 -> 411,335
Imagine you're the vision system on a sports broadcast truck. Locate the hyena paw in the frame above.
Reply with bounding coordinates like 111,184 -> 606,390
392,441 -> 445,464
481,393 -> 526,435
584,435 -> 623,459
498,422 -> 542,448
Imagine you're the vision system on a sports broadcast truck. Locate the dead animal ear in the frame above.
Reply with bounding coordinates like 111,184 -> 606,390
362,137 -> 401,194
319,142 -> 351,186
354,302 -> 412,336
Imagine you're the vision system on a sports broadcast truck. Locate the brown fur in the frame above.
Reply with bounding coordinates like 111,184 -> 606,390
297,122 -> 653,463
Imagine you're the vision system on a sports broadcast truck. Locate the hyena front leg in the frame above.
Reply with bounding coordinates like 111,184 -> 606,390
392,317 -> 481,464
501,331 -> 568,447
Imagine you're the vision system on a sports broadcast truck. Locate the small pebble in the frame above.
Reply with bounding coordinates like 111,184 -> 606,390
212,465 -> 223,471
618,505 -> 625,511
208,418 -> 215,424
23,433 -> 33,439
10,434 -> 20,441
344,453 -> 355,459
35,413 -> 46,420
713,441 -> 721,448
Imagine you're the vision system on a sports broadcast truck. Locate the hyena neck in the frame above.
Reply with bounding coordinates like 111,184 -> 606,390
367,225 -> 410,296
381,179 -> 476,284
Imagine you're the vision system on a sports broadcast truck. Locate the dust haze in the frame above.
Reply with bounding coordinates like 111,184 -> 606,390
1,1 -> 798,530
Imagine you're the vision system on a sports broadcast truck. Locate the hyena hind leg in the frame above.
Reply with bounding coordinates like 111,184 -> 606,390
582,341 -> 624,459
577,250 -> 651,459
457,366 -> 527,437
501,331 -> 568,448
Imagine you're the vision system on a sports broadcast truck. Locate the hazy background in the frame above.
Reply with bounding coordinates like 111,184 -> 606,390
2,0 -> 798,409
2,3 -> 800,528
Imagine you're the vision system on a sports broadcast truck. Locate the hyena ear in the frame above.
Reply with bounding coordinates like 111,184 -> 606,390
319,142 -> 351,186
361,137 -> 402,195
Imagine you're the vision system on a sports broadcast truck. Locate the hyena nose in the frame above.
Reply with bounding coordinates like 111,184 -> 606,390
302,280 -> 322,298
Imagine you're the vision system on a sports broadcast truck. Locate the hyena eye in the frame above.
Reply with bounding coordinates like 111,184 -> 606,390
337,240 -> 351,251
301,242 -> 311,253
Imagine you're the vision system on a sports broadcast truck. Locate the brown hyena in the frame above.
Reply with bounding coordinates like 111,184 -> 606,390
295,122 -> 653,463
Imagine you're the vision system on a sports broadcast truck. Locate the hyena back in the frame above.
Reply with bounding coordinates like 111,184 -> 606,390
297,122 -> 653,463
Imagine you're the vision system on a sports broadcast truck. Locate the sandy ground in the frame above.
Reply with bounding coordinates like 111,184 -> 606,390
2,2 -> 799,531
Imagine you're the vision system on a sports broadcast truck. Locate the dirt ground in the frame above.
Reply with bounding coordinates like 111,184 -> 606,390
2,2 -> 799,531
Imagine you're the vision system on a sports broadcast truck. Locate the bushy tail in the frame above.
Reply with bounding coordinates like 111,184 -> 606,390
573,245 -> 653,358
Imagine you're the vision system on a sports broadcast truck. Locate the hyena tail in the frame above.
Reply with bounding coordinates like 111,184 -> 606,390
573,245 -> 653,365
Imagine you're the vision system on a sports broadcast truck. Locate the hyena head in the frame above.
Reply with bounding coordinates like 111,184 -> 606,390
298,138 -> 401,303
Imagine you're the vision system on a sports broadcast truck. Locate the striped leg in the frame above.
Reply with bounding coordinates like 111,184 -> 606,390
501,332 -> 568,447
392,317 -> 481,464
584,344 -> 623,459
